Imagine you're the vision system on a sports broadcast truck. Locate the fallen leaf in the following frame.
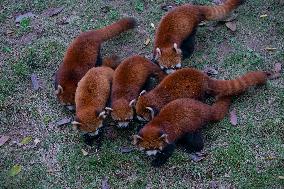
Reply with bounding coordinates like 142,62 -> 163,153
31,73 -> 40,90
144,38 -> 151,46
221,13 -> 238,22
279,176 -> 284,180
34,138 -> 40,145
230,109 -> 238,126
150,23 -> 155,29
15,12 -> 35,23
260,14 -> 268,18
160,3 -> 176,11
274,63 -> 282,73
190,152 -> 206,162
48,6 -> 64,17
203,67 -> 218,76
9,164 -> 22,176
102,177 -> 110,189
265,47 -> 277,51
56,117 -> 72,127
0,136 -> 10,146
20,136 -> 32,145
81,149 -> 89,156
6,30 -> 14,35
225,21 -> 237,32
120,147 -> 133,153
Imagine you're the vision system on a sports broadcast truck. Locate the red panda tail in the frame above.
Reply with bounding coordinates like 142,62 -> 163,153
209,71 -> 269,97
198,0 -> 244,21
96,17 -> 136,42
211,96 -> 232,122
102,55 -> 121,70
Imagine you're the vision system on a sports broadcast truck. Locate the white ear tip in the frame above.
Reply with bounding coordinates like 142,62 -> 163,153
129,99 -> 136,107
139,90 -> 146,96
105,107 -> 113,111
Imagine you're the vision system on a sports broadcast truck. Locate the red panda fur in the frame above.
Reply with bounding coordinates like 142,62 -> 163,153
73,66 -> 114,133
55,17 -> 136,105
110,55 -> 166,127
153,0 -> 243,72
135,68 -> 271,121
134,97 -> 231,159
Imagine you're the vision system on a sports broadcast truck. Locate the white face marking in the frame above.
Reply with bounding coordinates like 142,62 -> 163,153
146,150 -> 158,156
88,130 -> 99,136
160,65 -> 164,69
117,121 -> 129,128
165,69 -> 176,74
175,63 -> 181,68
139,147 -> 145,151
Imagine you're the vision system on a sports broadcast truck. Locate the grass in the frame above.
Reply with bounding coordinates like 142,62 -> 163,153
0,0 -> 283,188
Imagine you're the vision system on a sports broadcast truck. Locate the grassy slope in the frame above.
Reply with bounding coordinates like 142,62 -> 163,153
0,0 -> 283,188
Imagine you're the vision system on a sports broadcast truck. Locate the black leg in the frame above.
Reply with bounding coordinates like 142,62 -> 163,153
180,132 -> 204,153
151,143 -> 176,167
95,48 -> 103,67
180,30 -> 197,59
82,127 -> 105,149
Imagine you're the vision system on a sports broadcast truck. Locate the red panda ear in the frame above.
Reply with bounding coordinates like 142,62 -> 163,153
155,48 -> 161,60
105,107 -> 113,114
159,134 -> 170,144
55,85 -> 63,95
139,90 -> 146,96
133,135 -> 143,145
96,110 -> 107,120
173,43 -> 182,54
129,99 -> 137,107
146,107 -> 155,120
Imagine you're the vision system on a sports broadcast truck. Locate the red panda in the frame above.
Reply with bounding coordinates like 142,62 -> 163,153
153,0 -> 243,73
133,97 -> 231,167
72,66 -> 114,146
109,55 -> 166,128
135,68 -> 276,121
54,17 -> 136,106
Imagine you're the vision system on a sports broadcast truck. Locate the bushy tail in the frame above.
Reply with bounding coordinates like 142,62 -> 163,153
102,55 -> 121,70
209,71 -> 269,97
96,17 -> 136,42
198,0 -> 244,21
211,96 -> 232,122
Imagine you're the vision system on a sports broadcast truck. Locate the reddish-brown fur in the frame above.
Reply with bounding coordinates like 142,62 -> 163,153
73,67 -> 114,133
135,68 -> 270,121
134,97 -> 231,151
55,18 -> 136,105
110,55 -> 166,126
153,0 -> 243,71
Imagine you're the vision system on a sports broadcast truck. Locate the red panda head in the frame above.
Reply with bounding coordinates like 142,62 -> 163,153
133,125 -> 170,156
134,90 -> 156,122
55,83 -> 76,106
154,43 -> 182,74
110,98 -> 135,128
72,108 -> 108,135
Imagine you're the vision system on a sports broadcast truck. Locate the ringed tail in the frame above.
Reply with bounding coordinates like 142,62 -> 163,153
211,96 -> 232,121
102,55 -> 121,70
96,17 -> 136,42
209,71 -> 269,97
198,0 -> 244,21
